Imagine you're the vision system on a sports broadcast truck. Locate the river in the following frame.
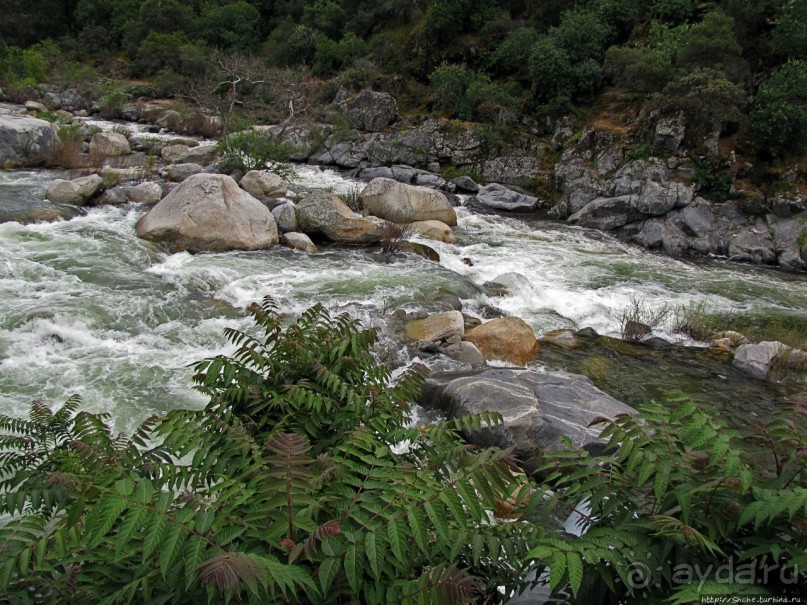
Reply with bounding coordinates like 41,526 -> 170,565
2,161 -> 806,435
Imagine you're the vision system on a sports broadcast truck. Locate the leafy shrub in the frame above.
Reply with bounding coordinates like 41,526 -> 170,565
0,299 -> 537,603
313,32 -> 368,76
675,12 -> 744,79
604,46 -> 674,92
429,63 -> 518,121
487,28 -> 541,78
526,396 -> 807,602
751,60 -> 807,155
660,68 -> 746,136
552,9 -> 613,65
651,0 -> 697,24
693,156 -> 733,201
527,37 -> 573,106
218,129 -> 298,178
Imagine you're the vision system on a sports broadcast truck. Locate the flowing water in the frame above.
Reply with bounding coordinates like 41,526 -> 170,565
2,162 -> 807,434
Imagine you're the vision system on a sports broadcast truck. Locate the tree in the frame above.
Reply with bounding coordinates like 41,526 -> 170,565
198,1 -> 262,52
676,12 -> 744,80
661,68 -> 746,136
552,9 -> 613,65
751,60 -> 807,154
772,0 -> 807,60
528,36 -> 573,105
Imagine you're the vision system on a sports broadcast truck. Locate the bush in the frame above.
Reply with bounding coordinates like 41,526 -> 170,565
217,129 -> 298,178
0,299 -> 537,603
313,32 -> 368,76
604,46 -> 673,92
487,27 -> 541,78
429,63 -> 518,121
651,0 -> 697,24
527,36 -> 573,105
526,396 -> 807,602
552,9 -> 613,64
660,68 -> 746,136
676,12 -> 744,79
751,60 -> 807,155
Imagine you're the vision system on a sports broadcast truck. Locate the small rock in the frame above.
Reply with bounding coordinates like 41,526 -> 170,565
405,310 -> 464,343
409,220 -> 456,243
282,232 -> 317,253
166,163 -> 204,182
45,174 -> 104,206
272,202 -> 297,233
24,100 -> 48,113
126,182 -> 163,206
465,317 -> 538,365
89,131 -> 131,157
441,341 -> 485,365
240,170 -> 288,201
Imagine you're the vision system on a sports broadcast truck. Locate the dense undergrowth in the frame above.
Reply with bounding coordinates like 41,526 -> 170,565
1,299 -> 805,603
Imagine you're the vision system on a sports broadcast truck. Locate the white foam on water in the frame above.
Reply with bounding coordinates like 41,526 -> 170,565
2,167 -> 807,434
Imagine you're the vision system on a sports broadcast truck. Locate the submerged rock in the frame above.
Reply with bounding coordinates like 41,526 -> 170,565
420,368 -> 637,468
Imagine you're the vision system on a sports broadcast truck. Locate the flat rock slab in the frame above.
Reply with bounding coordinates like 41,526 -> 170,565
420,368 -> 636,469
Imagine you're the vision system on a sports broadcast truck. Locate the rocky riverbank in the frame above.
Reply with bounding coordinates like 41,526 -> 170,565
1,95 -> 806,455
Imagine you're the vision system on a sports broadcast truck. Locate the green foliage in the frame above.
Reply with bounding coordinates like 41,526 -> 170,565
604,46 -> 674,93
217,130 -> 298,178
552,9 -> 613,65
313,33 -> 369,76
771,0 -> 807,60
527,37 -> 573,106
0,44 -> 47,89
693,156 -> 733,201
487,28 -> 540,79
526,396 -> 807,602
676,12 -> 744,79
429,63 -> 518,121
660,68 -> 746,135
651,0 -> 697,24
0,299 -> 538,604
751,60 -> 807,155
198,1 -> 262,52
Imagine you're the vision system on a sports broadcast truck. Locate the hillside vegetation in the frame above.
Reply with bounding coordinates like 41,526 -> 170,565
1,0 -> 805,164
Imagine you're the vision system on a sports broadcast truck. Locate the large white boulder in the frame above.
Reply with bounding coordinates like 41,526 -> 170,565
359,178 -> 457,226
135,173 -> 278,252
0,115 -> 62,168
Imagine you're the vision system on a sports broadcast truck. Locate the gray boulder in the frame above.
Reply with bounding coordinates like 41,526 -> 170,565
0,115 -> 61,168
165,163 -> 204,182
359,178 -> 457,225
768,217 -> 805,270
297,191 -> 387,244
677,202 -> 716,237
45,174 -> 104,206
733,342 -> 785,380
182,144 -> 219,166
728,228 -> 776,264
125,182 -> 163,206
567,195 -> 638,230
420,368 -> 636,467
450,175 -> 480,193
272,202 -> 298,233
282,232 -> 317,253
405,310 -> 464,343
25,101 -> 48,113
653,112 -> 685,154
344,89 -> 399,132
161,144 -> 190,164
441,341 -> 485,365
472,183 -> 539,212
482,156 -> 541,186
135,173 -> 279,252
89,131 -> 131,157
240,170 -> 288,201
636,181 -> 694,216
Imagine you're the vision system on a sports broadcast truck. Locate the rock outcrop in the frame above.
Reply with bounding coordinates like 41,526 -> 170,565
341,89 -> 399,132
135,173 -> 279,252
